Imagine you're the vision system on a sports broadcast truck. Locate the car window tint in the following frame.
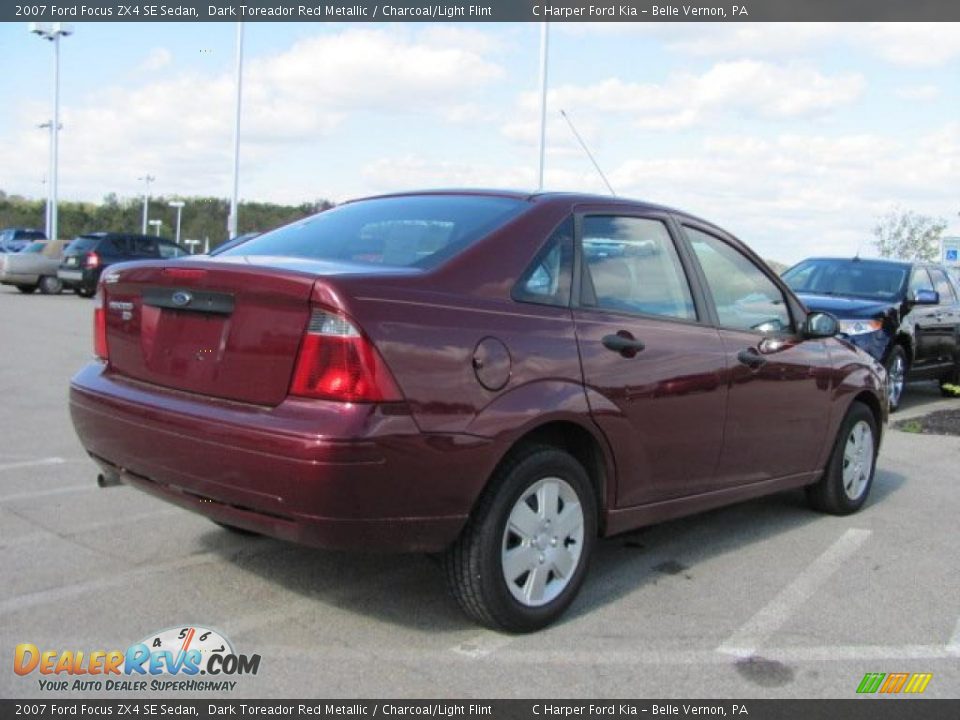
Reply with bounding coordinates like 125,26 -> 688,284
782,259 -> 907,300
580,216 -> 695,320
929,268 -> 957,303
130,237 -> 158,257
686,226 -> 792,334
158,243 -> 186,259
909,268 -> 934,295
66,236 -> 101,253
513,218 -> 573,307
100,238 -> 127,255
226,195 -> 528,270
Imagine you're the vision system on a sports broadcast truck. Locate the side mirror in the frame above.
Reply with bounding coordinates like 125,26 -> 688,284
805,311 -> 839,338
911,289 -> 939,305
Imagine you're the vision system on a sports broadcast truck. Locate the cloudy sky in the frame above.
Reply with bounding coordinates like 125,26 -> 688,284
0,21 -> 957,262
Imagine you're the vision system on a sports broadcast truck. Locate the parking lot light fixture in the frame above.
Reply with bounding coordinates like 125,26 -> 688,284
29,22 -> 73,241
148,219 -> 162,237
228,22 -> 244,240
169,201 -> 185,247
139,175 -> 155,234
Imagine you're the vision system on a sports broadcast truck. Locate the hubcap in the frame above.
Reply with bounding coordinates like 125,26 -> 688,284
501,477 -> 584,607
842,420 -> 875,501
887,355 -> 904,407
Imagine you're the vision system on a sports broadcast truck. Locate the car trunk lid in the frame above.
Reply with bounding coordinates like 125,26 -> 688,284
102,261 -> 321,406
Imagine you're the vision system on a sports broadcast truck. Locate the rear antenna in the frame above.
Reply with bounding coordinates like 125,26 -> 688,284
560,109 -> 616,196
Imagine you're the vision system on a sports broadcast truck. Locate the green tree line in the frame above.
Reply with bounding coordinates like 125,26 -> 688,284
0,190 -> 333,250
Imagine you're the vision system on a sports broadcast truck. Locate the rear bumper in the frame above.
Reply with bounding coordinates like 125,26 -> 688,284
58,267 -> 98,291
69,362 -> 495,551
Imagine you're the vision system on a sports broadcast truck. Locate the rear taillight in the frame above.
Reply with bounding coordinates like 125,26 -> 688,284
93,290 -> 108,361
85,252 -> 100,269
289,309 -> 401,402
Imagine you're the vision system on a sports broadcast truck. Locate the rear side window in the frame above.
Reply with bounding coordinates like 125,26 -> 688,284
580,216 -> 696,321
223,195 -> 528,270
513,218 -> 574,307
130,237 -> 158,257
65,236 -> 101,253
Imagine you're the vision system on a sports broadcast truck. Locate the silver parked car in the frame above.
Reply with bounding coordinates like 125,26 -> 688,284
0,239 -> 67,294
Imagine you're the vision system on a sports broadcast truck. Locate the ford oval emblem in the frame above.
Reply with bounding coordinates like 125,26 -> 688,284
171,291 -> 193,307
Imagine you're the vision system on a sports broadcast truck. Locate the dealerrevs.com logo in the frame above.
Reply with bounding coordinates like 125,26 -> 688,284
14,626 -> 260,692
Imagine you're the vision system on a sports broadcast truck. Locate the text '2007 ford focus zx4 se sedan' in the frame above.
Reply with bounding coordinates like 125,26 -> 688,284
69,190 -> 888,631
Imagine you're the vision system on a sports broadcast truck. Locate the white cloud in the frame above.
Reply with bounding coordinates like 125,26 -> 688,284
610,125 -> 959,261
508,61 -> 863,133
895,84 -> 940,101
563,22 -> 960,69
140,47 -> 172,71
856,23 -> 960,68
0,28 -> 504,201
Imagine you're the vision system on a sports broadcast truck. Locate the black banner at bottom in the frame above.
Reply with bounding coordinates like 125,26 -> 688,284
2,700 -> 959,720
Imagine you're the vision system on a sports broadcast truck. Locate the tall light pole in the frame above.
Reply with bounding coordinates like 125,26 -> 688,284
37,121 -> 57,237
536,22 -> 550,191
169,200 -> 185,247
29,22 -> 73,240
139,175 -> 155,234
228,22 -> 245,240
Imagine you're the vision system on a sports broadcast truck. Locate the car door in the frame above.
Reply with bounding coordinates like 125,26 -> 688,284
681,223 -> 833,488
928,267 -> 960,364
905,267 -> 941,370
573,211 -> 727,507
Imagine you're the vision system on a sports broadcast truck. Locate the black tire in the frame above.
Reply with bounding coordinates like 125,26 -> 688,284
444,445 -> 597,633
807,402 -> 879,515
38,276 -> 62,295
76,287 -> 95,298
884,345 -> 907,412
16,284 -> 37,294
212,520 -> 261,537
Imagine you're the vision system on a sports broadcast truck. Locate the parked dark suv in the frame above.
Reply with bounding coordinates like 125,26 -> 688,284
58,232 -> 187,297
783,257 -> 960,409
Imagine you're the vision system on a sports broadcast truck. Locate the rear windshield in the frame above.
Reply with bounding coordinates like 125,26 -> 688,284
221,195 -> 529,269
23,242 -> 46,254
782,259 -> 909,301
65,236 -> 101,253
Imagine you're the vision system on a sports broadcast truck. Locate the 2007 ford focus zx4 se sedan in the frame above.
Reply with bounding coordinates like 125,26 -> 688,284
69,190 -> 887,631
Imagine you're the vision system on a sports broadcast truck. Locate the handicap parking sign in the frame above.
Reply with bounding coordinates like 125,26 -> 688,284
947,248 -> 959,262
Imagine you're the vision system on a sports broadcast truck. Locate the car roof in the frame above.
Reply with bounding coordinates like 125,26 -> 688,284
77,232 -> 172,241
797,256 -> 914,269
345,188 -> 723,231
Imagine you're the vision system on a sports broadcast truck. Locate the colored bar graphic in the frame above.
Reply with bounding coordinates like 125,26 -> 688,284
857,672 -> 932,694
857,673 -> 885,693
903,673 -> 933,694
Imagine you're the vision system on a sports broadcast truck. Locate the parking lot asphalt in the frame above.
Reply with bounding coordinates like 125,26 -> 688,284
1,287 -> 958,700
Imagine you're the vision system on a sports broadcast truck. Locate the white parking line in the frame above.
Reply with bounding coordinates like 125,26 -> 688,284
0,485 -> 97,503
0,457 -> 67,472
266,641 -> 957,667
946,617 -> 960,656
717,527 -> 873,658
0,551 -> 221,616
451,631 -> 516,659
0,508 -> 181,548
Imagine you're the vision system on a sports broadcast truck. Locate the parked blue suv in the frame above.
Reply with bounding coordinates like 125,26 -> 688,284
782,257 -> 960,410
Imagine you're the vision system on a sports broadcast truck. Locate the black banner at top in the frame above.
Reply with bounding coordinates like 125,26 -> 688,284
4,0 -> 960,23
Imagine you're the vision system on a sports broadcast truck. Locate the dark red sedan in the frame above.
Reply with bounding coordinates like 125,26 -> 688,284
69,190 -> 887,631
